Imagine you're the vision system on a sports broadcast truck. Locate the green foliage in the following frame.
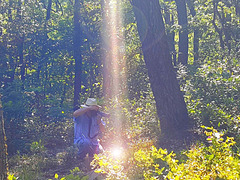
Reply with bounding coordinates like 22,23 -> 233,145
1,0 -> 240,179
92,151 -> 127,179
2,80 -> 31,154
92,127 -> 240,179
30,140 -> 45,154
89,97 -> 158,179
133,146 -> 168,179
8,153 -> 44,180
8,174 -> 17,180
166,126 -> 240,179
178,57 -> 240,133
50,167 -> 89,180
8,145 -> 81,180
102,95 -> 160,143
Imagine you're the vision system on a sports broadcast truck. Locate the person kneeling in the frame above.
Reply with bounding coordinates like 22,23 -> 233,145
73,98 -> 109,164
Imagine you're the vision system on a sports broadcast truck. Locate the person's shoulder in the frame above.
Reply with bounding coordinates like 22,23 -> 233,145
97,111 -> 110,117
74,113 -> 86,121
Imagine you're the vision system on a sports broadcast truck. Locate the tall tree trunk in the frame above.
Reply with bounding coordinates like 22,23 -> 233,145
235,0 -> 240,16
164,10 -> 176,66
17,0 -> 25,82
131,0 -> 189,135
46,0 -> 52,20
175,0 -> 188,65
101,0 -> 112,99
18,36 -> 25,82
8,0 -> 12,22
0,96 -> 8,180
73,0 -> 82,110
213,1 -> 225,49
216,5 -> 232,53
187,0 -> 199,63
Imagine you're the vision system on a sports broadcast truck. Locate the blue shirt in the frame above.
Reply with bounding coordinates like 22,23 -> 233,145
74,111 -> 106,146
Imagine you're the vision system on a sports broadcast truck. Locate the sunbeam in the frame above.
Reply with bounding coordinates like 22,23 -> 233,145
102,0 -> 126,124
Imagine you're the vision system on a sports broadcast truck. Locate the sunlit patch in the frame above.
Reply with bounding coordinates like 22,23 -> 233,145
111,147 -> 123,159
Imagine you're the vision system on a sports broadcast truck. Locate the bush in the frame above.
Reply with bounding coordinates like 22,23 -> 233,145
92,127 -> 240,179
178,59 -> 240,135
50,167 -> 88,180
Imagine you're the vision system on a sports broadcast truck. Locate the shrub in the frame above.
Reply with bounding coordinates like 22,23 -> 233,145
92,127 -> 240,179
50,167 -> 88,180
178,59 -> 240,135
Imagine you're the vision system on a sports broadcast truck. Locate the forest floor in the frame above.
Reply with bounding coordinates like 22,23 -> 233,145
8,145 -> 105,180
8,129 -> 202,180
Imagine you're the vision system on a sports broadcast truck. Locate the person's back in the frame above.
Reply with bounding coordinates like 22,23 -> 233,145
73,98 -> 108,159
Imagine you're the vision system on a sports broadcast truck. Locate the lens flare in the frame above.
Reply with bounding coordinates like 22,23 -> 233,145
111,147 -> 123,159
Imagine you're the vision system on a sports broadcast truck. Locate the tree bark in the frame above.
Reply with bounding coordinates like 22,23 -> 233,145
17,0 -> 25,83
8,0 -> 12,22
234,0 -> 240,16
213,1 -> 225,49
164,9 -> 176,66
101,0 -> 114,99
187,0 -> 199,63
216,5 -> 232,53
0,95 -> 8,180
18,36 -> 25,82
175,0 -> 188,65
131,0 -> 189,135
73,0 -> 82,110
46,0 -> 52,20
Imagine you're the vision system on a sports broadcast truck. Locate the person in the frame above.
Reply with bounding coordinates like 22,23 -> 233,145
73,98 -> 109,160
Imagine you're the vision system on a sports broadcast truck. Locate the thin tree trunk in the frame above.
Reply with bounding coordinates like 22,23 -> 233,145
8,0 -> 12,22
164,10 -> 176,66
101,0 -> 112,99
19,36 -> 25,82
17,0 -> 25,83
46,0 -> 52,20
0,95 -> 8,180
73,0 -> 82,110
235,0 -> 240,16
213,1 -> 225,49
187,0 -> 199,63
175,0 -> 188,65
131,0 -> 189,135
216,5 -> 232,53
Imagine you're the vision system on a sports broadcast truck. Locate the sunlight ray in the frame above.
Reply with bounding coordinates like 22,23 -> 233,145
102,0 -> 126,142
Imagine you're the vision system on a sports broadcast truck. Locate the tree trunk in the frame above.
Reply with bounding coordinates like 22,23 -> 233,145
216,5 -> 232,53
164,10 -> 176,66
0,96 -> 8,180
46,0 -> 52,20
131,0 -> 189,135
18,36 -> 25,82
8,0 -> 12,22
187,0 -> 199,63
73,0 -> 82,110
175,0 -> 188,65
17,0 -> 25,83
213,1 -> 225,49
235,0 -> 240,16
101,0 -> 110,98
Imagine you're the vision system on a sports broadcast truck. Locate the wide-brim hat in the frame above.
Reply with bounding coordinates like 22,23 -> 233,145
81,98 -> 101,108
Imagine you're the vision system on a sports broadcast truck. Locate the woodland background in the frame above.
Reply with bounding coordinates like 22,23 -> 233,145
0,0 -> 240,179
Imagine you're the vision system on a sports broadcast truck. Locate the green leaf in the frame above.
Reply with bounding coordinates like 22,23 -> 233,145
55,173 -> 59,179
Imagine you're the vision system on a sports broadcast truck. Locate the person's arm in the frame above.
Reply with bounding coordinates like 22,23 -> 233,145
97,118 -> 105,133
96,111 -> 110,132
73,105 -> 100,118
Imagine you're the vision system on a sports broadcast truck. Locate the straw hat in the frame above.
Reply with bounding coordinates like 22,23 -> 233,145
81,98 -> 101,108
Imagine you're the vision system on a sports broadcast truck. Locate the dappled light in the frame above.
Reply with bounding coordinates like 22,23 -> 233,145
0,0 -> 240,179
